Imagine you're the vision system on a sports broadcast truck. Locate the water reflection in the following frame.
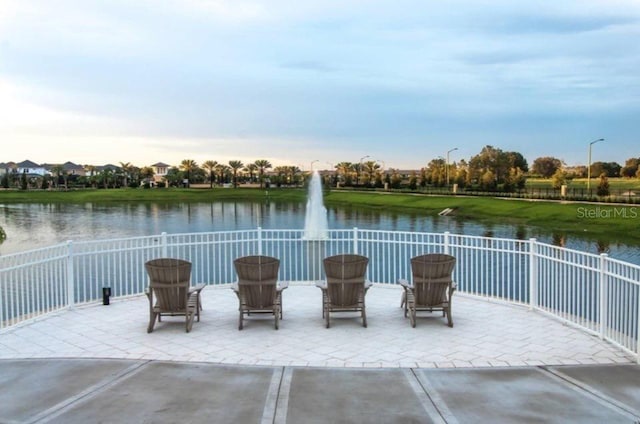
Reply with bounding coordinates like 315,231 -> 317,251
595,239 -> 610,254
552,232 -> 567,248
0,202 -> 639,264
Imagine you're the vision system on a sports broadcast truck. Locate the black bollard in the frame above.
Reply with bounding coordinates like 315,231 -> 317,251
102,287 -> 111,305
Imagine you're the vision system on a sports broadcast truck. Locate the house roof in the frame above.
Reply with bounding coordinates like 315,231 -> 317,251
16,160 -> 41,168
151,162 -> 171,167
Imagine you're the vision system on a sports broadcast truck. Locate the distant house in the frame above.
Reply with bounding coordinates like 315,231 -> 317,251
0,162 -> 16,176
62,161 -> 86,176
16,160 -> 47,176
151,162 -> 170,183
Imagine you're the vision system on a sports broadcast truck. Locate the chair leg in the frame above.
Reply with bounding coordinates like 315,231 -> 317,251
147,311 -> 158,333
409,306 -> 416,328
239,310 -> 244,330
275,307 -> 280,330
362,308 -> 367,328
325,308 -> 330,328
186,311 -> 194,333
446,306 -> 453,328
400,290 -> 406,308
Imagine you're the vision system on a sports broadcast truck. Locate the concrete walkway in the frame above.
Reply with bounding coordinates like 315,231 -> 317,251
1,359 -> 640,423
1,284 -> 639,423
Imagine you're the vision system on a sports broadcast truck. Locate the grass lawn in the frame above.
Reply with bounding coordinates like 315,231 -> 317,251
1,187 -> 638,245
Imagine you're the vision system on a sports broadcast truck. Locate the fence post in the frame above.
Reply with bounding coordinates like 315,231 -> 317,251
529,238 -> 537,311
257,226 -> 263,255
353,227 -> 359,254
66,240 -> 75,309
599,253 -> 608,340
444,231 -> 450,255
637,288 -> 640,364
161,232 -> 168,257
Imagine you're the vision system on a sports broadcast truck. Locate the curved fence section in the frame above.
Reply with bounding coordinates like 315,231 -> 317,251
1,228 -> 638,361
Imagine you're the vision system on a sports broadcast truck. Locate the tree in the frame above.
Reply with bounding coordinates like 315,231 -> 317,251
50,165 -> 65,189
119,162 -> 134,188
426,158 -> 445,186
590,161 -> 621,178
165,167 -> 183,187
620,157 -> 640,178
228,160 -> 244,188
597,173 -> 610,196
215,163 -> 230,185
84,165 -> 98,188
244,163 -> 258,184
362,160 -> 380,187
503,167 -> 526,191
390,169 -> 402,189
335,162 -> 355,186
480,170 -> 497,190
408,172 -> 418,190
254,159 -> 272,188
179,159 -> 198,186
551,169 -> 568,189
469,145 -> 527,188
202,160 -> 218,188
532,157 -> 563,178
139,166 -> 155,186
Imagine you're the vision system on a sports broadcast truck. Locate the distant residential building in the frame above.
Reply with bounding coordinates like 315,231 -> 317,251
62,161 -> 86,176
0,162 -> 16,176
151,162 -> 170,183
16,160 -> 47,176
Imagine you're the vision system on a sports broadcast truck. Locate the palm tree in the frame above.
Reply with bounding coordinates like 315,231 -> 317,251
335,162 -> 354,186
228,160 -> 244,188
362,160 -> 380,187
202,160 -> 218,188
244,163 -> 258,184
215,163 -> 230,185
119,162 -> 133,188
179,159 -> 198,187
254,159 -> 272,188
140,166 -> 155,186
84,164 -> 97,188
50,164 -> 64,189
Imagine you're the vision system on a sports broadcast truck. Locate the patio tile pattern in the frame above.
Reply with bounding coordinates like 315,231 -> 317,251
0,284 -> 634,368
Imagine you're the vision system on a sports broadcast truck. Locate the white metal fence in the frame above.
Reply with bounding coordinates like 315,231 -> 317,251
1,228 -> 638,361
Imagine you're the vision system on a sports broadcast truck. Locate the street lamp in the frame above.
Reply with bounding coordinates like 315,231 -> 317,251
358,155 -> 370,186
587,138 -> 605,191
446,147 -> 458,186
310,160 -> 319,172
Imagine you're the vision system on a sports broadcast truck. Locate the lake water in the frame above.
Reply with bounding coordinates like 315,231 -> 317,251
1,201 -> 639,265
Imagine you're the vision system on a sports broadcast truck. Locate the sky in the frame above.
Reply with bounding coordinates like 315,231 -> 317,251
1,0 -> 639,170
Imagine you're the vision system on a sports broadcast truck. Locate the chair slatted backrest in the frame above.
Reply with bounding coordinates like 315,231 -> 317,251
145,258 -> 192,312
323,254 -> 369,307
234,256 -> 280,309
411,254 -> 456,306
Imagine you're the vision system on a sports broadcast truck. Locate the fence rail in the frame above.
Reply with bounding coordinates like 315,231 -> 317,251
1,228 -> 638,361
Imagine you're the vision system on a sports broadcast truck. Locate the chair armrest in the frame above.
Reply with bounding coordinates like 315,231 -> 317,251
451,282 -> 457,291
315,281 -> 327,290
230,282 -> 239,293
398,279 -> 411,289
364,280 -> 373,290
190,283 -> 206,294
277,281 -> 289,291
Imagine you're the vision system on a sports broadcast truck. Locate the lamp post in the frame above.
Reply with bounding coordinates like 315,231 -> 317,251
310,160 -> 319,172
587,138 -> 604,191
446,147 -> 458,186
358,155 -> 370,186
